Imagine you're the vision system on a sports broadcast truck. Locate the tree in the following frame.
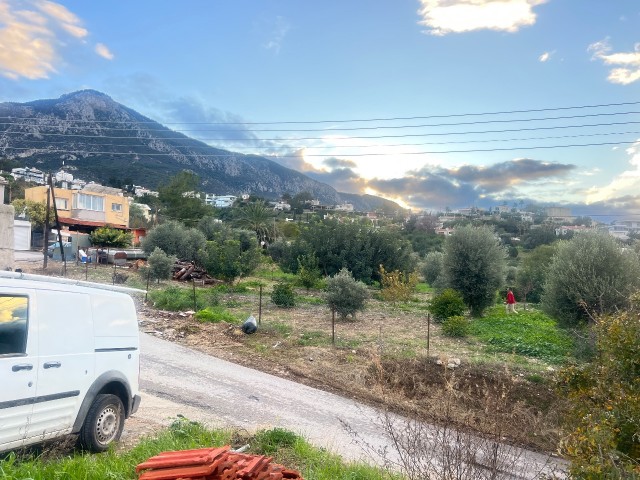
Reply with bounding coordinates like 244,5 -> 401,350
146,247 -> 176,283
297,253 -> 321,291
325,268 -> 368,320
542,231 -> 640,326
559,301 -> 640,477
157,171 -> 210,225
11,199 -> 54,229
200,228 -> 262,283
142,220 -> 206,263
515,244 -> 556,304
379,265 -> 418,303
422,251 -> 444,286
442,225 -> 507,316
90,227 -> 132,248
521,226 -> 557,250
128,203 -> 150,229
234,200 -> 276,243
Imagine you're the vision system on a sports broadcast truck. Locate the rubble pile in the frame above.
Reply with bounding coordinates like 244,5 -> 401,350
136,445 -> 304,480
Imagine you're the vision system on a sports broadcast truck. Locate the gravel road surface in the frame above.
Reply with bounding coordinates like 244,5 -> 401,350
134,332 -> 567,478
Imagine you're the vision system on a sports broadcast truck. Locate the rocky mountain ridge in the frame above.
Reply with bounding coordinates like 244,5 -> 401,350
0,90 -> 399,212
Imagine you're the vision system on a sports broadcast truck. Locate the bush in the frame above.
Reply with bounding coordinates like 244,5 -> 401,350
296,253 -> 321,291
559,303 -> 640,476
145,247 -> 176,283
271,282 -> 296,307
441,315 -> 470,337
325,268 -> 368,320
542,231 -> 640,327
379,265 -> 418,303
429,288 -> 465,322
142,220 -> 206,263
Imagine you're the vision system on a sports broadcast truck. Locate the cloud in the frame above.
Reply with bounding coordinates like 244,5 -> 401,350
323,157 -> 357,169
586,138 -> 640,204
588,38 -> 640,85
0,0 -> 90,80
95,43 -> 114,60
263,16 -> 290,53
538,51 -> 552,62
367,158 -> 575,210
416,0 -> 547,36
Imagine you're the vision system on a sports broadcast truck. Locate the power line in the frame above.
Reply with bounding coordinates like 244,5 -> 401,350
1,100 -> 639,125
2,110 -> 639,133
2,120 -> 639,142
3,130 -> 638,152
3,140 -> 636,157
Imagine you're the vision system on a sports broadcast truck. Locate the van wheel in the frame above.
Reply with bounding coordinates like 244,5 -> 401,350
79,394 -> 125,452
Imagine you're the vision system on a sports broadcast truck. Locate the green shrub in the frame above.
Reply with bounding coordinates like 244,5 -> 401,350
325,268 -> 368,320
429,288 -> 465,322
271,282 -> 296,307
148,286 -> 219,311
195,307 -> 237,323
441,315 -> 470,337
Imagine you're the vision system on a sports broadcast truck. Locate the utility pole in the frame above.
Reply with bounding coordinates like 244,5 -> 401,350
43,182 -> 51,270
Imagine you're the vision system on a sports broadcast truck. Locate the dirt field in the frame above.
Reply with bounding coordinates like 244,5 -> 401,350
15,259 -> 565,454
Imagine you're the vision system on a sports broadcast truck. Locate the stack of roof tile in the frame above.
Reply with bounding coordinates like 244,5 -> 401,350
135,445 -> 304,480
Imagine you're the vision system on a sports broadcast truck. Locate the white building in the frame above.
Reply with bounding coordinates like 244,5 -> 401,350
274,202 -> 291,211
11,167 -> 46,184
205,194 -> 237,208
334,203 -> 354,212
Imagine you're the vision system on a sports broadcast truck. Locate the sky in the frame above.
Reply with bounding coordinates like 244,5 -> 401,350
1,0 -> 640,218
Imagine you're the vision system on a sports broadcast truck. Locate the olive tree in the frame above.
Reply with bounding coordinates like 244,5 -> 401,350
142,220 -> 206,263
442,225 -> 507,316
146,247 -> 176,283
542,231 -> 640,326
325,268 -> 368,320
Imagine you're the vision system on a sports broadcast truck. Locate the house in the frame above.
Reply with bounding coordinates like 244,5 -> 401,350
25,183 -> 129,232
334,203 -> 354,212
205,194 -> 237,208
273,201 -> 291,211
11,167 -> 46,185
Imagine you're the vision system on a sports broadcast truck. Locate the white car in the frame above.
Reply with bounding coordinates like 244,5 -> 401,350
0,272 -> 142,453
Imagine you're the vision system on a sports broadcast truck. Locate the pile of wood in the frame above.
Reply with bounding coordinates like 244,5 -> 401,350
172,261 -> 220,284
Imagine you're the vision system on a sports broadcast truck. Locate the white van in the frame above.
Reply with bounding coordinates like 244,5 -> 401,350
0,272 -> 142,453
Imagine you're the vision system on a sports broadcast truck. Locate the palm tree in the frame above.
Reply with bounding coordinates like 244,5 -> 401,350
235,201 -> 278,243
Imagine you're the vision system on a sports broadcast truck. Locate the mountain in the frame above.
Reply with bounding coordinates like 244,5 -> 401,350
0,90 -> 400,212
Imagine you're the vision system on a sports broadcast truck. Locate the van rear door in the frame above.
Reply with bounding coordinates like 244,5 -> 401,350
28,290 -> 94,442
0,292 -> 37,451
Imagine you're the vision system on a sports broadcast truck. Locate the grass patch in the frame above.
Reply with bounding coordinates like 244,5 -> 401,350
297,331 -> 331,347
470,306 -> 574,364
0,421 -> 392,480
415,282 -> 432,294
195,306 -> 239,324
148,286 -> 220,311
297,295 -> 325,305
262,321 -> 293,336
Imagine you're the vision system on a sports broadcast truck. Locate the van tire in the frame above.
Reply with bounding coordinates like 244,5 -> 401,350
79,394 -> 125,452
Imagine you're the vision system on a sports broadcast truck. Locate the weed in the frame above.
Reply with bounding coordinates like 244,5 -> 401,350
195,306 -> 238,323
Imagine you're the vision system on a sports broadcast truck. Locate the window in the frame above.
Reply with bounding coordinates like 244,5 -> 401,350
73,193 -> 104,211
0,296 -> 29,355
55,198 -> 68,210
111,203 -> 123,212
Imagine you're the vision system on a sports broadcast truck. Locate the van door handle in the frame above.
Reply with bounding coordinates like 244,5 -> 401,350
44,361 -> 61,369
12,364 -> 33,372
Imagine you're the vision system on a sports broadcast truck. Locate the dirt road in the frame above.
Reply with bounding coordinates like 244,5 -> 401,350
132,332 -> 566,478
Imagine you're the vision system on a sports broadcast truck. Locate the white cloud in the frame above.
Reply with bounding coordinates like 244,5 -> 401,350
263,16 -> 290,53
0,0 -> 90,80
588,38 -> 640,85
538,51 -> 551,62
416,0 -> 547,36
586,138 -> 640,204
95,43 -> 114,60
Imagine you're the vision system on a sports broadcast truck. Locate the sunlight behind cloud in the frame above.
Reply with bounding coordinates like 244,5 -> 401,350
588,38 -> 640,85
0,0 -> 89,79
586,139 -> 640,204
417,0 -> 547,36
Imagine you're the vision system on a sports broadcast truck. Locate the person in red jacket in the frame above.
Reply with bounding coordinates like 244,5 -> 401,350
506,288 -> 518,314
